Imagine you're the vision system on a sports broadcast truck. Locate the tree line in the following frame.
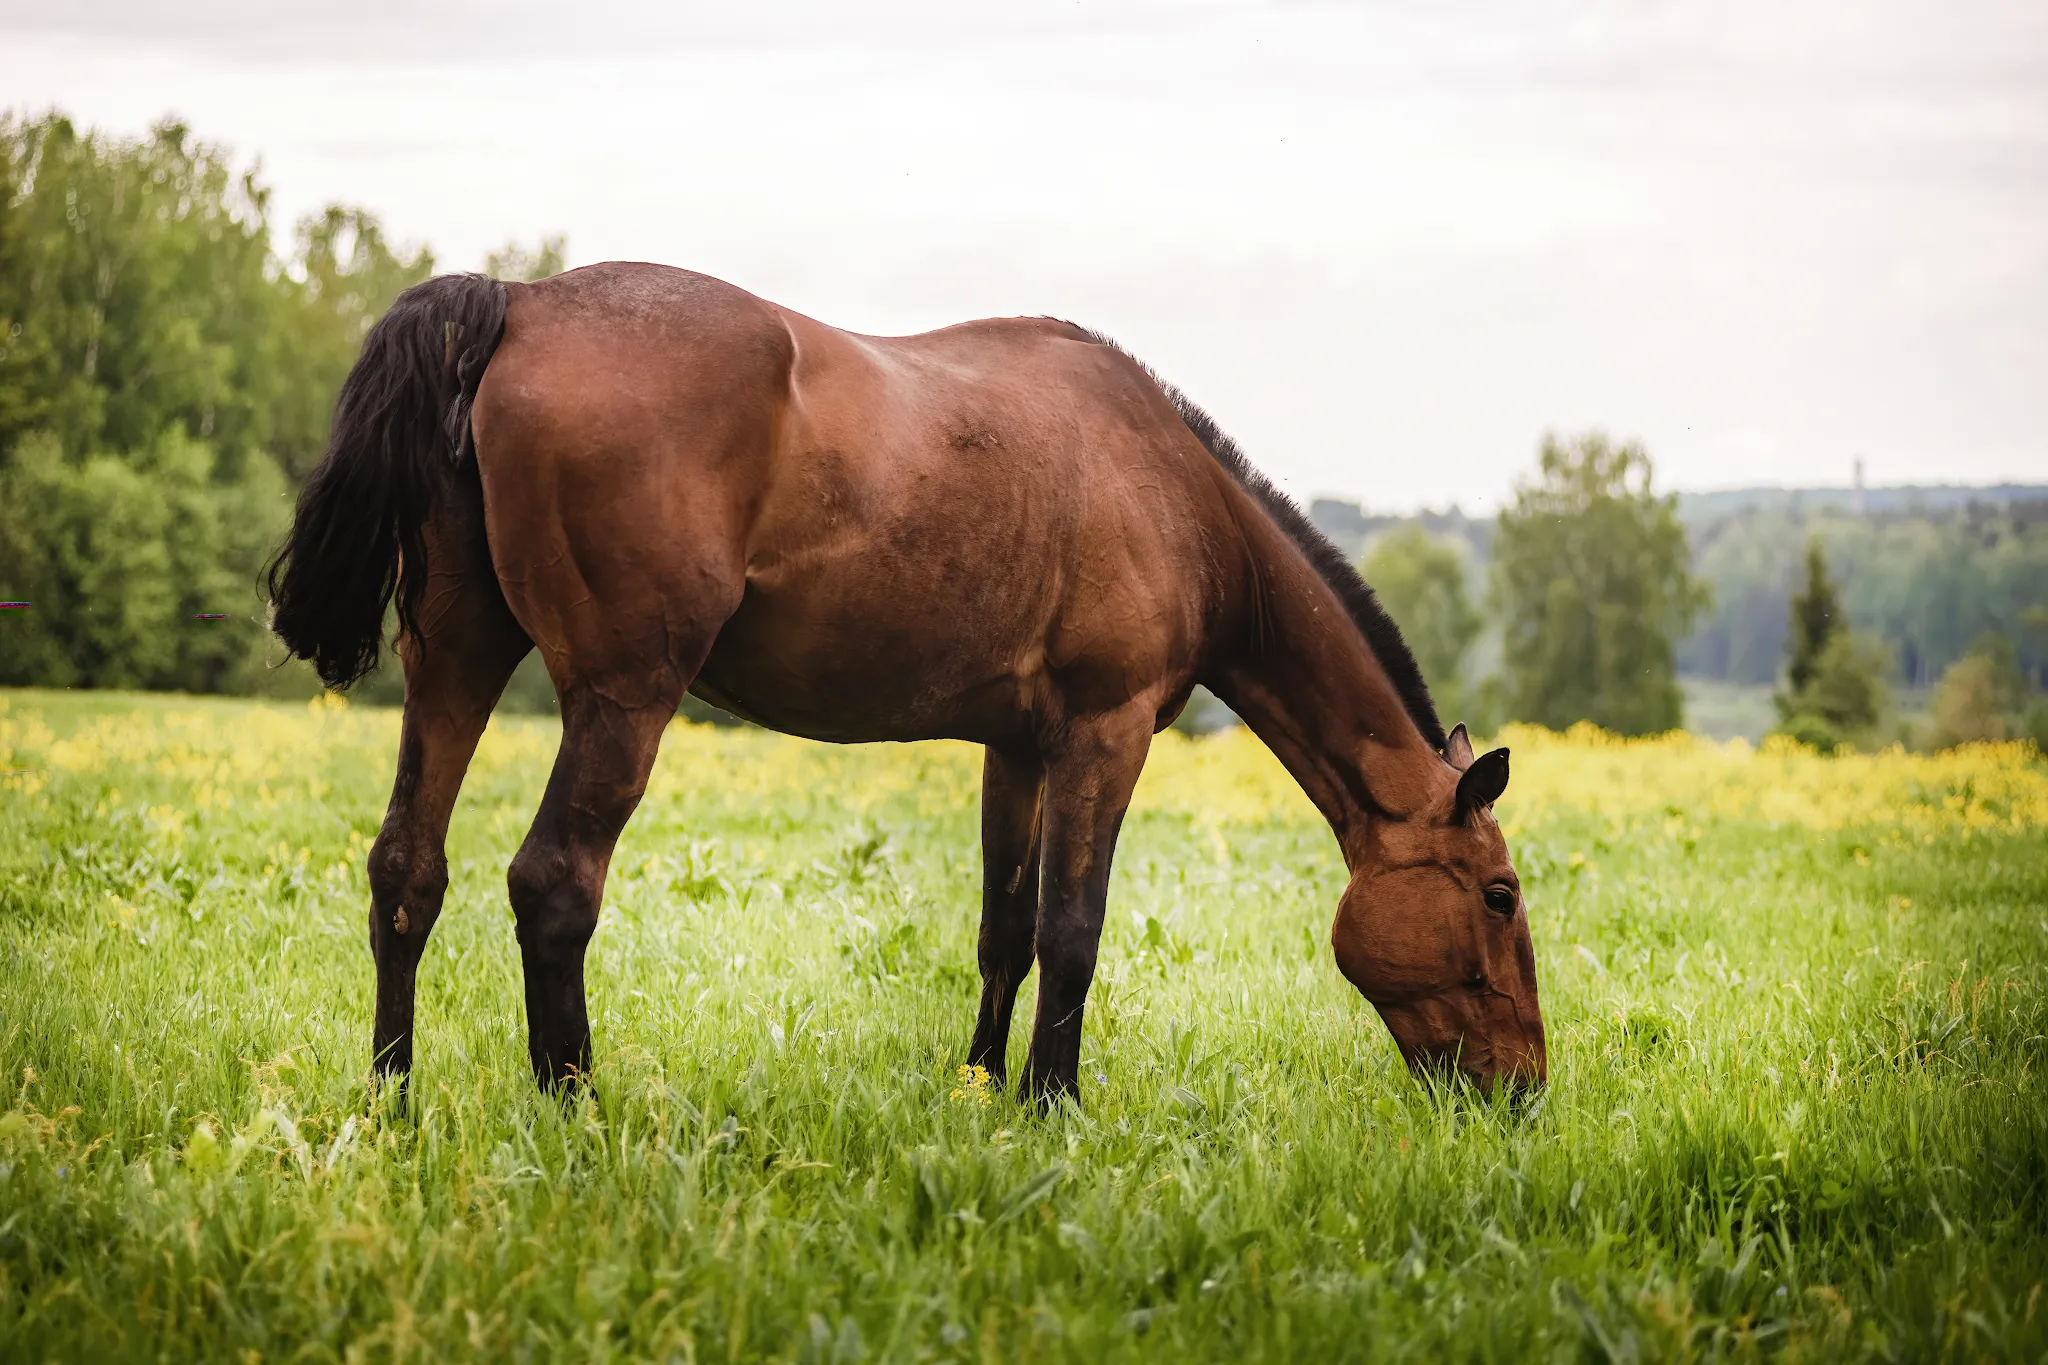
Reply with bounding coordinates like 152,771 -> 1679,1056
0,112 -> 559,700
1681,499 -> 2048,690
1315,488 -> 2048,704
1347,458 -> 2046,749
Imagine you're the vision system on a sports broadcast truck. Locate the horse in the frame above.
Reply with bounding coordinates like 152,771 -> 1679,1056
266,262 -> 1546,1105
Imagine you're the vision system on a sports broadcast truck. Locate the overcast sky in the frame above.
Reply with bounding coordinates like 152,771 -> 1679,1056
4,0 -> 2043,510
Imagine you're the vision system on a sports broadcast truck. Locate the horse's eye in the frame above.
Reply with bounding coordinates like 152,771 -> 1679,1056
1483,885 -> 1518,917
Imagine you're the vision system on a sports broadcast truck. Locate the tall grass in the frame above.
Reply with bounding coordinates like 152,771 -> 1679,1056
1,690 -> 2044,1361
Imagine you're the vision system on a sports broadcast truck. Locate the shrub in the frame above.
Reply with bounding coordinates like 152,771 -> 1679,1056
1775,711 -> 1843,754
1929,634 -> 2029,750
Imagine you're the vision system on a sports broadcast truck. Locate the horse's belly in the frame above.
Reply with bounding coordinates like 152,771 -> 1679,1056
689,583 -> 1036,746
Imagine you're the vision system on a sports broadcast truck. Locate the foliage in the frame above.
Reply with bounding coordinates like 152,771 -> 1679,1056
0,112 -> 450,693
1489,432 -> 1711,736
0,114 -> 578,699
1770,538 -> 1891,748
485,233 -> 568,283
3,690 -> 2045,1360
0,430 -> 287,690
2025,698 -> 2048,753
0,115 -> 279,470
1775,635 -> 1895,751
1681,501 -> 2048,688
1929,633 -> 2031,749
1312,494 -> 2048,699
271,206 -> 434,481
1774,708 -> 1846,754
1311,498 -> 1491,566
1360,525 -> 1482,725
1781,536 -> 1843,700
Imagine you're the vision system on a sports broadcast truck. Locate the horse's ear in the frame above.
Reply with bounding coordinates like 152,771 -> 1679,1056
1455,747 -> 1510,819
1444,723 -> 1475,772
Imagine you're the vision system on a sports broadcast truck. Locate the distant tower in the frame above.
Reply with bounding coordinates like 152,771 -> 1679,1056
1852,457 -> 1867,516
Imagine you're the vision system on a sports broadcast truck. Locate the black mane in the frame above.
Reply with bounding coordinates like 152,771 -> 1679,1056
1074,328 -> 1448,753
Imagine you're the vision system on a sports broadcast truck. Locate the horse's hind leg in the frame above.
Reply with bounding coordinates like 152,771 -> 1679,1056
471,335 -> 752,1087
496,571 -> 732,1089
505,677 -> 694,1089
968,744 -> 1044,1083
368,509 -> 532,1088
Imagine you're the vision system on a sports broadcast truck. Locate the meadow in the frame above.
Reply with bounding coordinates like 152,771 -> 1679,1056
1,689 -> 2044,1362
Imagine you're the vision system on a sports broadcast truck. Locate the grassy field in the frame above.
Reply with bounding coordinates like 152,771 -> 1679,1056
1,690 -> 2045,1362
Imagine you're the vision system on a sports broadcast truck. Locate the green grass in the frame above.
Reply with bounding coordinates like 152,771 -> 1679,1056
1,689 -> 2045,1362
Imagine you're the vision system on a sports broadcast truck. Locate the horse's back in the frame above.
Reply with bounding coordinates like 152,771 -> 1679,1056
472,262 -> 1231,744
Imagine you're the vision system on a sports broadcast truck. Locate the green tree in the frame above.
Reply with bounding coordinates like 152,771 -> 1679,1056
1490,432 -> 1710,736
0,115 -> 278,468
0,111 -> 429,694
485,234 -> 567,282
1361,526 -> 1482,722
1781,536 -> 1841,699
1680,502 -> 2048,689
0,429 -> 287,689
1771,537 -> 1890,748
1929,633 -> 2028,748
1773,633 -> 1894,752
269,206 -> 434,480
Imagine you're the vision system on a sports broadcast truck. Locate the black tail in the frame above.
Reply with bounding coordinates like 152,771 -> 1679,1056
266,274 -> 508,689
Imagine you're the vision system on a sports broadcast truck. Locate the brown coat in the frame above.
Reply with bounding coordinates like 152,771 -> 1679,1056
267,263 -> 1545,1102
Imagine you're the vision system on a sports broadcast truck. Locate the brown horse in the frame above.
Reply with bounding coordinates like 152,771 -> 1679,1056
267,263 -> 1545,1104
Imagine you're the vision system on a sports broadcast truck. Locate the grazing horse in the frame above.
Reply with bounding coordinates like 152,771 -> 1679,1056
267,263 -> 1546,1104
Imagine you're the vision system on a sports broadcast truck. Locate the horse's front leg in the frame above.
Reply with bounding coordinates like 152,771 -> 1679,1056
1020,704 -> 1155,1107
968,744 -> 1045,1083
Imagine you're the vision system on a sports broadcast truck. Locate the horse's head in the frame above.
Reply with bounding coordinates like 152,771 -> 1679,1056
1330,724 -> 1546,1093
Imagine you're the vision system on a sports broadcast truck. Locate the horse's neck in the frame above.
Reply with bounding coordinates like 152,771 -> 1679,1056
1210,515 -> 1442,852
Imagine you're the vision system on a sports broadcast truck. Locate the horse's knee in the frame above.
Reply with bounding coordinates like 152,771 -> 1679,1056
507,842 -> 600,958
367,833 -> 447,947
366,836 -> 407,906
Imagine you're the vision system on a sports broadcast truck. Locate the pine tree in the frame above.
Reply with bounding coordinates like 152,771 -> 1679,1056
1782,537 -> 1842,702
1773,535 -> 1891,746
